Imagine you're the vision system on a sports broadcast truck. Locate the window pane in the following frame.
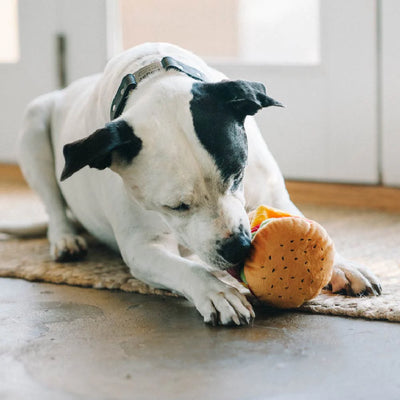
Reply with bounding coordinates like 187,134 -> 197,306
120,0 -> 239,59
120,0 -> 320,65
0,0 -> 19,63
238,0 -> 320,64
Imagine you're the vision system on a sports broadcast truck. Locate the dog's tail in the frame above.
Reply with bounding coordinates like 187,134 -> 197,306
0,221 -> 48,237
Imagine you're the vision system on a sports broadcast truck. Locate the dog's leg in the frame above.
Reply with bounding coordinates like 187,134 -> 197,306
18,93 -> 87,261
114,228 -> 254,326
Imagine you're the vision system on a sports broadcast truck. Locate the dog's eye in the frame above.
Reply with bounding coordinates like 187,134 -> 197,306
166,203 -> 190,212
172,203 -> 190,211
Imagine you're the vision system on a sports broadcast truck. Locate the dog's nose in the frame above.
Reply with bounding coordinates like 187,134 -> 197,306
217,231 -> 251,265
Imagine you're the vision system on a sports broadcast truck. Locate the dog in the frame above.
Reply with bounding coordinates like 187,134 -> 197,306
11,42 -> 381,326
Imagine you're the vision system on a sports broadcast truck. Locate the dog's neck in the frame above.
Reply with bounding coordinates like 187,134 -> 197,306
110,56 -> 206,120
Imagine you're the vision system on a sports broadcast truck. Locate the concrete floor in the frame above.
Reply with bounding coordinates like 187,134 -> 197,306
0,278 -> 399,400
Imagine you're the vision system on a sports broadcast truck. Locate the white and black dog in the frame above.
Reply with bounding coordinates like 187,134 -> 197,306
11,43 -> 381,325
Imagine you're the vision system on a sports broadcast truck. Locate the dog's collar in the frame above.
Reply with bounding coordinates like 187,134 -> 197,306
110,56 -> 206,120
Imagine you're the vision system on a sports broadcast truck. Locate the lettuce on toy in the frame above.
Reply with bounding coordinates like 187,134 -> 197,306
237,205 -> 335,308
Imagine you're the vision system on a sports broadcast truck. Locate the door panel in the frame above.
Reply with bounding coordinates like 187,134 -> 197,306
381,0 -> 400,187
213,0 -> 378,183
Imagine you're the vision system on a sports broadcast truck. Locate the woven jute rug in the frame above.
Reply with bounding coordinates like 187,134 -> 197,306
1,188 -> 400,322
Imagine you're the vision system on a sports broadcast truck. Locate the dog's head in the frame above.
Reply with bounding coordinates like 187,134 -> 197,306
61,75 -> 282,269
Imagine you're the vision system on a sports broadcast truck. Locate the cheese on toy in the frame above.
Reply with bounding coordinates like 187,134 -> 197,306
241,205 -> 335,308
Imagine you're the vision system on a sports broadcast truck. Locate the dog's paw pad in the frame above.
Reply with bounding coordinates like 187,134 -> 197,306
51,235 -> 88,262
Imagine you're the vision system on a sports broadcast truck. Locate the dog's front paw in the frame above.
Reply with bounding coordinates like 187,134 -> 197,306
193,277 -> 255,326
50,234 -> 88,262
328,256 -> 382,296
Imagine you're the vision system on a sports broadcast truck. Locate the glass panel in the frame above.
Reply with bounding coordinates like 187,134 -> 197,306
120,0 -> 239,59
238,0 -> 320,64
0,0 -> 19,63
120,0 -> 320,65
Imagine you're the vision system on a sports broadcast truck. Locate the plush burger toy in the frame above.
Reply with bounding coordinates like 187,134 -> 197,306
235,205 -> 335,308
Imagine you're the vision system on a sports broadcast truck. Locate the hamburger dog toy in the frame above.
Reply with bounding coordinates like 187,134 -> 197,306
232,205 -> 335,308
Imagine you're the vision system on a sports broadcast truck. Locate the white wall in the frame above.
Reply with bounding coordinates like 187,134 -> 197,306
0,0 -> 57,163
0,0 -> 111,163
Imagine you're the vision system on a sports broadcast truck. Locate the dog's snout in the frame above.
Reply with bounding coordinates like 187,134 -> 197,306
217,231 -> 251,265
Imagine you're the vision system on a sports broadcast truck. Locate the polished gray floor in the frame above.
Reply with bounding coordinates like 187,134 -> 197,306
0,278 -> 399,400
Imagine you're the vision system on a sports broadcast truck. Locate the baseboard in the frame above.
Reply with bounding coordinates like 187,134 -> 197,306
1,163 -> 400,212
0,163 -> 25,183
286,180 -> 400,213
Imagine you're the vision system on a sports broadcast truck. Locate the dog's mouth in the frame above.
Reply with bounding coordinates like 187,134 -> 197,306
211,253 -> 244,271
213,229 -> 251,270
212,255 -> 245,282
226,265 -> 243,281
176,227 -> 250,271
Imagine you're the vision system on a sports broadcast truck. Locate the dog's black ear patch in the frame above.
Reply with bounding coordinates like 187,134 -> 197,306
196,80 -> 283,120
190,80 -> 283,186
60,120 -> 142,181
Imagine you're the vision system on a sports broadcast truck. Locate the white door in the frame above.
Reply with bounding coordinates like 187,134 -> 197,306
212,0 -> 378,184
381,0 -> 400,187
0,0 -> 111,163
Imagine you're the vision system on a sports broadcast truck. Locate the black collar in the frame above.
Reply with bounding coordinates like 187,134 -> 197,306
110,56 -> 206,120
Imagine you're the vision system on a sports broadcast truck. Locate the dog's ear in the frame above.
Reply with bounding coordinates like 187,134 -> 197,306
194,80 -> 283,119
225,80 -> 284,117
60,120 -> 142,181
